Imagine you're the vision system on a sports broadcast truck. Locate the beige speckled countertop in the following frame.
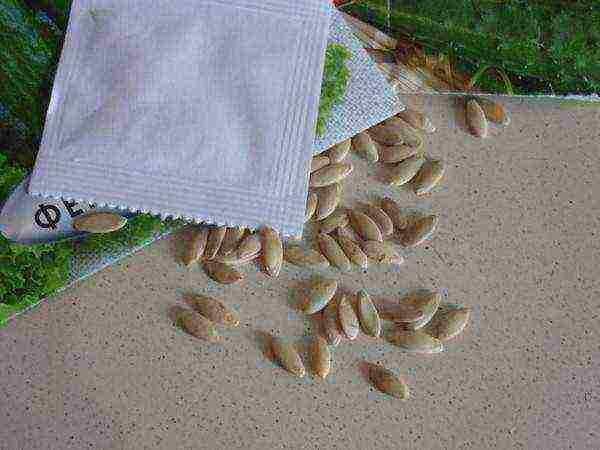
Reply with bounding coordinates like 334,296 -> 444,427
2,95 -> 599,450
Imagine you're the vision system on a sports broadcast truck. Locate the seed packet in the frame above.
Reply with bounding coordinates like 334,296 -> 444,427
30,0 -> 335,238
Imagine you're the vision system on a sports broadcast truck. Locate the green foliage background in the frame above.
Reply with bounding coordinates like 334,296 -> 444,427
344,0 -> 600,95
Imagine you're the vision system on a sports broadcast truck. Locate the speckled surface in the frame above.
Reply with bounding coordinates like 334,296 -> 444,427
2,95 -> 599,450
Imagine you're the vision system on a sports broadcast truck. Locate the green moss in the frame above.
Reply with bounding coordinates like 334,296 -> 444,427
344,0 -> 600,96
0,238 -> 73,325
316,44 -> 352,137
0,153 -> 73,325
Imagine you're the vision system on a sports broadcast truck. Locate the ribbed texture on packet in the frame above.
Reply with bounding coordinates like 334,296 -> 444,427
30,0 -> 333,237
313,10 -> 401,154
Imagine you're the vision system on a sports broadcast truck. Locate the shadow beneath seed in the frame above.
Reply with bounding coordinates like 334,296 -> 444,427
373,161 -> 393,186
358,360 -> 375,385
336,286 -> 355,305
253,329 -> 274,362
453,95 -> 470,135
408,175 -> 424,198
167,304 -> 186,325
411,287 -> 435,298
352,200 -> 369,212
286,279 -> 310,312
371,291 -> 422,343
307,313 -> 324,339
172,288 -> 192,305
181,290 -> 200,309
294,335 -> 313,372
172,226 -> 193,267
381,323 -> 401,343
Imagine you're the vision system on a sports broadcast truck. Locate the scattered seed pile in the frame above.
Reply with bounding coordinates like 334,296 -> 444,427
169,105 -> 474,400
66,16 -> 490,399
170,280 -> 470,400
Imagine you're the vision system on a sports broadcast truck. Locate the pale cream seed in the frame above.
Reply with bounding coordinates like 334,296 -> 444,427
412,159 -> 445,196
204,226 -> 227,260
326,140 -> 351,163
337,295 -> 360,340
335,234 -> 368,269
350,211 -> 383,242
361,204 -> 394,236
369,364 -> 410,400
302,277 -> 338,315
72,212 -> 127,234
309,163 -> 353,188
318,233 -> 352,272
203,261 -> 245,285
284,246 -> 330,269
357,290 -> 381,338
311,155 -> 330,173
187,294 -> 239,327
352,131 -> 379,163
170,306 -> 220,342
319,209 -> 349,234
271,337 -> 305,377
305,192 -> 319,222
380,197 -> 409,232
182,226 -> 209,267
315,184 -> 341,222
311,336 -> 331,379
261,227 -> 283,277
466,98 -> 489,138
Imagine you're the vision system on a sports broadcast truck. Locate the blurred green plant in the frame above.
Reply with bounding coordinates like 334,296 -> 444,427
0,0 -> 62,146
343,0 -> 600,96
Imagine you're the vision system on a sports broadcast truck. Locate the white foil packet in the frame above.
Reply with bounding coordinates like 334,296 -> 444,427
29,0 -> 333,237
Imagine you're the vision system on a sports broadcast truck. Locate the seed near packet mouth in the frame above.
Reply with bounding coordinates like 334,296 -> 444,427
29,0 -> 334,238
